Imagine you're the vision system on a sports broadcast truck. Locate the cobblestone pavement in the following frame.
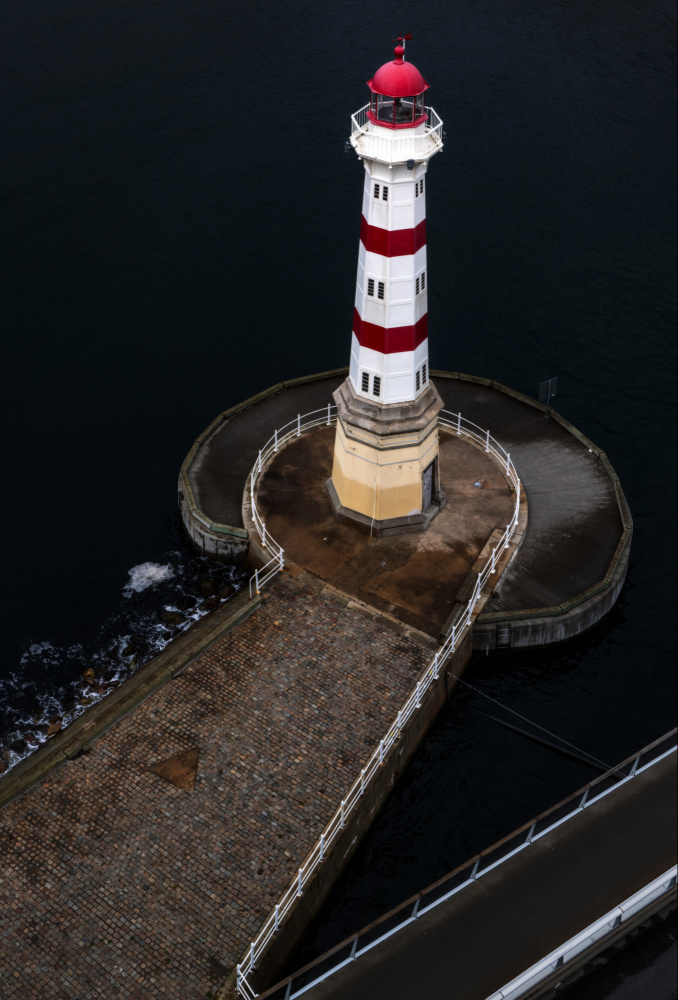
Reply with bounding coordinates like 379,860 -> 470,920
0,576 -> 429,999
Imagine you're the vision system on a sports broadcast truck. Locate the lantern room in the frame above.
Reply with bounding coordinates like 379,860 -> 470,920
367,45 -> 430,128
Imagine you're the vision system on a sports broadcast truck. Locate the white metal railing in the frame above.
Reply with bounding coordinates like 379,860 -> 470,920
238,408 -> 522,997
249,734 -> 676,1000
487,865 -> 678,1000
349,104 -> 444,163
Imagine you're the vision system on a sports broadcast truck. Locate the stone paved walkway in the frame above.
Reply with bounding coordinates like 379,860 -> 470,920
0,576 -> 429,999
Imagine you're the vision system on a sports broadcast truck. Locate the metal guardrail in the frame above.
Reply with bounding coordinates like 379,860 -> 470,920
238,408 -> 522,998
256,732 -> 677,1000
349,103 -> 444,163
487,865 -> 677,1000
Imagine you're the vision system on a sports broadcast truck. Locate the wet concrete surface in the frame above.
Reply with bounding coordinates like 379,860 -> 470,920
190,373 -> 624,617
256,426 -> 515,637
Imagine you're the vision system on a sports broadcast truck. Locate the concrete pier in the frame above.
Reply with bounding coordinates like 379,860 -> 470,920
0,368 -> 632,1000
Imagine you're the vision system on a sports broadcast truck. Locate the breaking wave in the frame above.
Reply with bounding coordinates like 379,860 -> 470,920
123,561 -> 175,595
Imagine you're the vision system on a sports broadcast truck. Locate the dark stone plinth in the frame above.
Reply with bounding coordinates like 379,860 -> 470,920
332,378 -> 444,438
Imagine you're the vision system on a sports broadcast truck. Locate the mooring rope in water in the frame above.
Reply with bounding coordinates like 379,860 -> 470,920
447,672 -> 615,773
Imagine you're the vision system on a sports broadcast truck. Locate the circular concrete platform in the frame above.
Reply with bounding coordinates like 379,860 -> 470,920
253,425 -> 516,638
179,370 -> 631,649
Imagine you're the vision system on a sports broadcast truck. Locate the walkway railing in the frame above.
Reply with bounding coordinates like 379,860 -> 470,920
238,409 -> 522,997
255,731 -> 677,1000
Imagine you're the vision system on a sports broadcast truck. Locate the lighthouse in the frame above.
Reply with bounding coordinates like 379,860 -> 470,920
327,40 -> 446,536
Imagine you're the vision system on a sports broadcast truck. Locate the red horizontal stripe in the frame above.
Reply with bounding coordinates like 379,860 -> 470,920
360,217 -> 426,258
353,307 -> 428,354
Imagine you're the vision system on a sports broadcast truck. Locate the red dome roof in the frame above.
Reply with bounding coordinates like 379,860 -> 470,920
368,46 -> 429,98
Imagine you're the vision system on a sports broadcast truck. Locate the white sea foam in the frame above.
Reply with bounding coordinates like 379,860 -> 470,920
123,562 -> 175,595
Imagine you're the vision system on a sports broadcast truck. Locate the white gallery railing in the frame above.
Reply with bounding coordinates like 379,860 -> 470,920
349,103 -> 444,163
238,406 -> 521,998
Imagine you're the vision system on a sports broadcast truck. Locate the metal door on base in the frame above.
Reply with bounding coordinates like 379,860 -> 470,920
422,462 -> 434,511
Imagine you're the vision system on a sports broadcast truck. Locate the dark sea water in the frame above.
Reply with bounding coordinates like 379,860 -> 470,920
2,0 -> 676,994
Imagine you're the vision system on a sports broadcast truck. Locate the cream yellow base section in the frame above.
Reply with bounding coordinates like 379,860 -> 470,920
331,418 -> 439,521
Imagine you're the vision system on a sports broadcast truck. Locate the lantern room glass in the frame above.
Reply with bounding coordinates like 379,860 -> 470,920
370,92 -> 426,127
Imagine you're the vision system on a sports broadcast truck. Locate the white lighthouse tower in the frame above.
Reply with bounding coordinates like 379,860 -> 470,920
328,39 -> 446,535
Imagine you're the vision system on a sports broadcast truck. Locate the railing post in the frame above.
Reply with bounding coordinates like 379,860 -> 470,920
297,413 -> 301,437
505,523 -> 511,550
412,898 -> 421,919
630,755 -> 640,777
457,411 -> 461,435
350,937 -> 358,959
526,822 -> 536,844
579,788 -> 589,810
279,549 -> 284,573
274,428 -> 278,452
341,800 -> 345,828
327,404 -> 331,425
466,600 -> 473,625
297,868 -> 303,896
416,681 -> 421,708
320,832 -> 325,861
485,428 -> 490,452
506,451 -> 510,475
379,739 -> 384,766
433,652 -> 439,678
451,627 -> 456,652
360,769 -> 365,795
255,568 -> 259,595
274,904 -> 280,933
250,941 -> 256,970
491,547 -> 496,574
258,449 -> 262,473
470,859 -> 480,880
262,523 -> 267,547
397,709 -> 402,734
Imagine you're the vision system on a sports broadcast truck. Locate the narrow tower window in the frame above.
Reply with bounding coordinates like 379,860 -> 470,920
374,183 -> 380,199
415,277 -> 420,295
373,376 -> 381,397
367,278 -> 375,297
361,371 -> 370,392
420,177 -> 424,194
422,362 -> 428,384
382,186 -> 389,202
421,270 -> 426,290
416,370 -> 421,392
377,281 -> 385,300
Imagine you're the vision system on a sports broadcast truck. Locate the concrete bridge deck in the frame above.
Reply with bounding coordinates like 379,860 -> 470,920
268,747 -> 677,1000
